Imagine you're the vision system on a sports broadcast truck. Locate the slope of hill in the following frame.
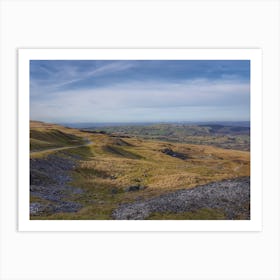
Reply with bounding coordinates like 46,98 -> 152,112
30,121 -> 250,220
30,121 -> 87,152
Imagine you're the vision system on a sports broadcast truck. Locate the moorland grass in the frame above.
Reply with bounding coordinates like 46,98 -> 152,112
30,121 -> 250,220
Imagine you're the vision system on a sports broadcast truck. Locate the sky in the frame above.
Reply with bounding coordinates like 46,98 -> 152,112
30,60 -> 250,123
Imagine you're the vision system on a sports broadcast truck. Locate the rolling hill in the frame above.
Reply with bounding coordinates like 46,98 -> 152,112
30,121 -> 250,220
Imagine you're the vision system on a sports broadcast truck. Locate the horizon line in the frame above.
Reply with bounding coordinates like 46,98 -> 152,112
31,119 -> 250,125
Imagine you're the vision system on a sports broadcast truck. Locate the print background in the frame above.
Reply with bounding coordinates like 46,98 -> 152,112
1,1 -> 280,280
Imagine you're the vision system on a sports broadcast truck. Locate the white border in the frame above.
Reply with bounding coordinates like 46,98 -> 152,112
18,49 -> 262,232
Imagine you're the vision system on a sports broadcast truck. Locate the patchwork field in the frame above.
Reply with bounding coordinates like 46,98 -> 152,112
30,121 -> 250,220
85,122 -> 250,151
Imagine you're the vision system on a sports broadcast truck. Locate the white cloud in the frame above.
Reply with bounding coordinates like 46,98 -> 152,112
30,78 -> 250,122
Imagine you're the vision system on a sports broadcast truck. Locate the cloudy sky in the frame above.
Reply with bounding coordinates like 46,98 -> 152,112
30,60 -> 250,123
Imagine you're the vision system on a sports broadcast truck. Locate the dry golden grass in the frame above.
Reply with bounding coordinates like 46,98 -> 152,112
79,135 -> 250,192
30,120 -> 97,143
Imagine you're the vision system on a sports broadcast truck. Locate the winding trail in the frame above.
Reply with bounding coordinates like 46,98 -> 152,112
30,140 -> 92,156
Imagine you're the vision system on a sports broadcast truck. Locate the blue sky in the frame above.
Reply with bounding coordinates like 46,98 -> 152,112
30,60 -> 250,123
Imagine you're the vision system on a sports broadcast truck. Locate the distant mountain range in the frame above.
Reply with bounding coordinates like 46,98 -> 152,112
61,121 -> 250,129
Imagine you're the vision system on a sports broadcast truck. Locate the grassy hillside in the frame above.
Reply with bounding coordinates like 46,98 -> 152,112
30,121 -> 250,220
30,121 -> 86,152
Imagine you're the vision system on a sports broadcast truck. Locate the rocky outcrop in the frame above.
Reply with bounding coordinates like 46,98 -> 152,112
124,185 -> 147,192
30,154 -> 83,216
112,177 -> 250,220
161,148 -> 188,160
